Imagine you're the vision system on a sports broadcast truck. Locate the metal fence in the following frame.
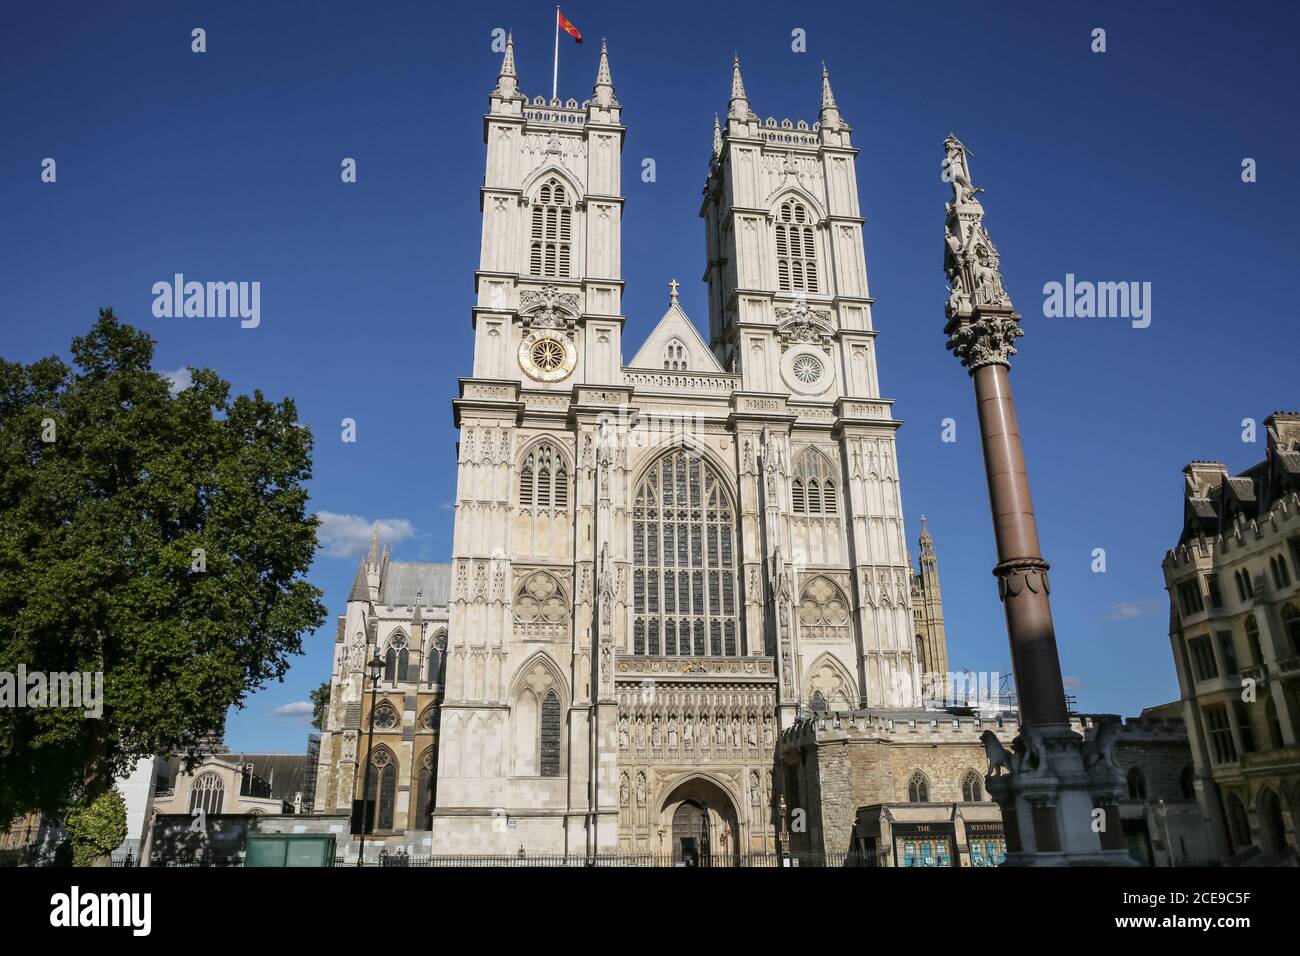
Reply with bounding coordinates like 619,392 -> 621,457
344,849 -> 888,868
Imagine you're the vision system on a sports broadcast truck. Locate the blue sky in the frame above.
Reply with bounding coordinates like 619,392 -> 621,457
2,1 -> 1296,753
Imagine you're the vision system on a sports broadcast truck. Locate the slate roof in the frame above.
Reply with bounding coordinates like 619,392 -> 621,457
379,562 -> 451,608
160,753 -> 312,801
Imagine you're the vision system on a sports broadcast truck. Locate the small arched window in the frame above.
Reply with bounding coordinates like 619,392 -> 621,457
775,200 -> 819,293
189,772 -> 225,816
384,632 -> 409,683
961,771 -> 982,802
791,449 -> 838,516
809,690 -> 829,714
529,178 -> 572,278
907,772 -> 929,803
520,443 -> 569,511
540,689 -> 562,777
1244,614 -> 1264,664
1127,767 -> 1148,801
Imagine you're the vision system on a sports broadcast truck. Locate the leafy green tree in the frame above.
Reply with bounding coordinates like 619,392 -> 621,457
0,310 -> 326,825
310,680 -> 331,731
64,788 -> 128,866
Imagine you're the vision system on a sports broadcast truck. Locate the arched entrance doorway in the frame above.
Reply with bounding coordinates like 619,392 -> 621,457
659,775 -> 741,865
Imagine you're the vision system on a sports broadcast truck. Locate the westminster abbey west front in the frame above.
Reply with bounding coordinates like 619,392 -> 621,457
314,37 -> 954,861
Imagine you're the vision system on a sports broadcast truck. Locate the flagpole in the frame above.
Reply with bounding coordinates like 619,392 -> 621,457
552,6 -> 559,101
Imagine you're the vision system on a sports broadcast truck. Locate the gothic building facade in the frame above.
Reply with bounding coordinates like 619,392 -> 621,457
316,39 -> 953,860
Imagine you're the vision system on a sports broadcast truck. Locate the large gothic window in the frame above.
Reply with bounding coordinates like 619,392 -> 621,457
775,199 -> 819,294
189,772 -> 225,816
632,450 -> 738,657
519,443 -> 569,511
365,748 -> 398,831
529,178 -> 572,278
797,576 -> 851,642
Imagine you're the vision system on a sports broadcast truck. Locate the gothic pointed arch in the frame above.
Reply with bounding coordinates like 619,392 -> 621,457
631,447 -> 739,657
414,746 -> 436,830
961,769 -> 983,802
364,744 -> 399,831
520,163 -> 585,205
517,438 -> 572,510
383,629 -> 410,683
508,651 -> 569,777
907,770 -> 931,803
764,183 -> 827,223
803,652 -> 857,711
791,447 -> 839,516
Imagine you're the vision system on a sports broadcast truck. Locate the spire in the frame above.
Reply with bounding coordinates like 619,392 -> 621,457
919,514 -> 935,556
412,589 -> 424,626
712,113 -> 723,160
728,54 -> 751,120
819,62 -> 842,128
493,30 -> 519,97
366,528 -> 380,567
348,559 -> 369,602
593,38 -> 616,106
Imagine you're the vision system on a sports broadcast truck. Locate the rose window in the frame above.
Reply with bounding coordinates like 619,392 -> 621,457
792,353 -> 823,385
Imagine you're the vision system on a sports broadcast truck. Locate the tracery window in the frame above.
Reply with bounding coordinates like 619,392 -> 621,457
1282,605 -> 1300,657
189,772 -> 225,816
797,576 -> 851,642
384,632 -> 409,683
540,690 -> 562,777
427,631 -> 446,684
631,450 -> 738,656
907,771 -> 929,803
372,701 -> 399,730
775,199 -> 819,294
529,178 -> 572,278
791,449 -> 837,515
519,443 -> 569,510
961,771 -> 982,802
365,748 -> 398,831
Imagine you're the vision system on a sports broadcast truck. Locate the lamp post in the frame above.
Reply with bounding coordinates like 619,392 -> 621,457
1157,799 -> 1175,867
356,650 -> 384,867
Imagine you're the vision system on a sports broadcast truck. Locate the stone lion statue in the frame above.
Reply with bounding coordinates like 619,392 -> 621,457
1014,723 -> 1049,774
1083,718 -> 1122,771
979,730 -> 1015,777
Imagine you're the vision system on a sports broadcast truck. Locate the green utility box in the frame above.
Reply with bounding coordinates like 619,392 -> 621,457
245,833 -> 337,867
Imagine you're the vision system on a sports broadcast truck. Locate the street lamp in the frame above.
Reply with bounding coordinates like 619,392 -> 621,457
1157,799 -> 1175,867
356,650 -> 385,867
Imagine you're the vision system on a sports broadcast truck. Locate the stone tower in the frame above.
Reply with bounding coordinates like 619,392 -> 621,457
911,516 -> 949,679
432,36 -> 626,854
700,58 -> 920,717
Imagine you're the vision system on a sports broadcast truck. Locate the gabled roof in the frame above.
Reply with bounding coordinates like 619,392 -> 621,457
627,295 -> 724,374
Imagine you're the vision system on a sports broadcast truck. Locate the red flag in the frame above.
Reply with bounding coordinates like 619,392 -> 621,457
558,10 -> 582,44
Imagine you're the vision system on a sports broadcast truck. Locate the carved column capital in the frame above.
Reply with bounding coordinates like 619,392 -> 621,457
946,311 -> 1024,372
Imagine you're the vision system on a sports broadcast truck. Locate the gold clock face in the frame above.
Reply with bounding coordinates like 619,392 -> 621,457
519,330 -> 577,383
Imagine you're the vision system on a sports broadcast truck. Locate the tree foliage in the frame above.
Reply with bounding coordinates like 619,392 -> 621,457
64,787 -> 128,866
0,310 -> 326,823
310,680 -> 331,731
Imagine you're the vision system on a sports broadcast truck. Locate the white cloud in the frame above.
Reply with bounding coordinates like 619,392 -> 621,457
271,701 -> 313,720
160,366 -> 192,394
1107,600 -> 1161,621
316,512 -> 415,558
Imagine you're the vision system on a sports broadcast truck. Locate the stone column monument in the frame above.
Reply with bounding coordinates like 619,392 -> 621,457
941,134 -> 1132,865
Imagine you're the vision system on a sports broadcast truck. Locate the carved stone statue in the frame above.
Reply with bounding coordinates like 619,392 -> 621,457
651,716 -> 662,748
942,133 -> 982,209
1083,718 -> 1122,771
1015,723 -> 1050,774
618,715 -> 629,749
979,730 -> 1014,777
747,716 -> 758,747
